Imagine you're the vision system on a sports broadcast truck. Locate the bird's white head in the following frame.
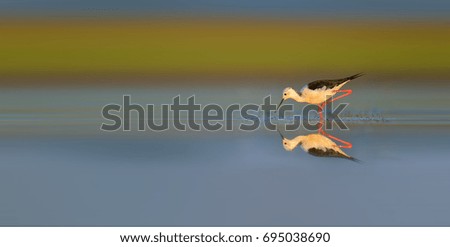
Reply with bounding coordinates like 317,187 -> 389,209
282,138 -> 299,151
278,87 -> 302,110
278,130 -> 302,151
282,87 -> 297,100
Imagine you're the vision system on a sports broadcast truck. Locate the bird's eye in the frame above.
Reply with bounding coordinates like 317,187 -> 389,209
284,142 -> 287,145
283,93 -> 287,96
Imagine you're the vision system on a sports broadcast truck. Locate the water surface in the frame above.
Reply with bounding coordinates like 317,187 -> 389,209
0,82 -> 449,226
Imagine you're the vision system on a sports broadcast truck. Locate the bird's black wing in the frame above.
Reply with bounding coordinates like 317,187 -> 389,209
307,73 -> 363,90
307,147 -> 358,162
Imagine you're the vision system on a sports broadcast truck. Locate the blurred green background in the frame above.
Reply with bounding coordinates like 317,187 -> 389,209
1,1 -> 450,85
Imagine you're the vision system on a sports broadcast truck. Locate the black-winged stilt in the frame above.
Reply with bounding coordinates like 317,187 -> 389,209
278,129 -> 357,162
277,73 -> 363,120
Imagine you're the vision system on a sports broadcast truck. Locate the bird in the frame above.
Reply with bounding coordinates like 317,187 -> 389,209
277,73 -> 363,119
278,130 -> 358,162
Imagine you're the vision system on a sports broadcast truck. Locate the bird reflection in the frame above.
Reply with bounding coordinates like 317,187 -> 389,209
278,125 -> 358,162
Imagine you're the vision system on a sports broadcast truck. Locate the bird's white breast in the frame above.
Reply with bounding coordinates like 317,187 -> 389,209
299,134 -> 336,151
301,87 -> 336,105
300,81 -> 348,105
299,134 -> 349,158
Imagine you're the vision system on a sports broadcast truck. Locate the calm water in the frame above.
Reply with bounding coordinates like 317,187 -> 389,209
0,82 -> 449,226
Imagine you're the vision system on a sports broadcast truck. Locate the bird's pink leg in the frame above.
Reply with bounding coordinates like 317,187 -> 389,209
318,120 -> 325,134
327,89 -> 353,104
320,130 -> 353,149
319,90 -> 352,120
317,90 -> 353,148
317,104 -> 324,121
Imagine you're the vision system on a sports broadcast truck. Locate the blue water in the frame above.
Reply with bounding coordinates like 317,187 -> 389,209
0,83 -> 449,226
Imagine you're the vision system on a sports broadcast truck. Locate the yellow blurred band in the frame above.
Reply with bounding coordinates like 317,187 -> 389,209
1,19 -> 449,81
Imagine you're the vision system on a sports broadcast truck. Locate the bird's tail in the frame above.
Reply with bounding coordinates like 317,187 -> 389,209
347,73 -> 364,80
